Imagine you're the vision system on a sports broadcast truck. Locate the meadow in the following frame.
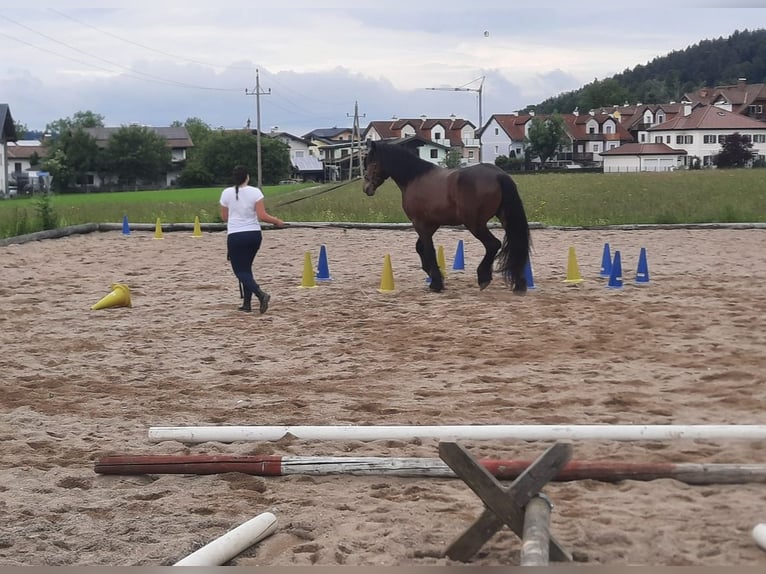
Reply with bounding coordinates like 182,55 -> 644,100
1,169 -> 764,239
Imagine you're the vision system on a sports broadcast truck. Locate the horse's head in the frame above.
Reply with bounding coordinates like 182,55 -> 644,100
363,140 -> 388,196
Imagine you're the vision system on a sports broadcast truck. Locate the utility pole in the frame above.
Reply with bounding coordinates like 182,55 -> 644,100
426,76 -> 485,162
245,68 -> 271,188
347,100 -> 366,180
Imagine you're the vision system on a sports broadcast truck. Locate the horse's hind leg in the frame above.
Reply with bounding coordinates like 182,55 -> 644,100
468,224 -> 501,290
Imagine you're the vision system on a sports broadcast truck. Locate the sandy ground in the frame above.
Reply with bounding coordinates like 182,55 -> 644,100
1,224 -> 766,567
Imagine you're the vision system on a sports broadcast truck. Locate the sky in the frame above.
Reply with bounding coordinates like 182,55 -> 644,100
1,1 -> 765,137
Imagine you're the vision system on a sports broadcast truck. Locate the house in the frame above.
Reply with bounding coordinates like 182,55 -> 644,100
6,139 -> 49,193
685,78 -> 766,122
363,116 -> 480,166
647,104 -> 766,167
268,130 -> 324,182
600,143 -> 687,172
83,126 -> 194,187
0,104 -> 19,197
479,111 -> 632,167
593,102 -> 689,143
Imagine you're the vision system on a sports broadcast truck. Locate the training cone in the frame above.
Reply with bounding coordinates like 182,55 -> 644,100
153,218 -> 163,239
192,216 -> 202,237
563,246 -> 584,284
121,215 -> 130,236
91,283 -> 132,310
437,245 -> 447,276
378,254 -> 395,293
600,242 -> 612,277
315,244 -> 332,281
608,250 -> 623,289
524,258 -> 535,289
299,252 -> 317,288
452,239 -> 465,272
635,247 -> 650,284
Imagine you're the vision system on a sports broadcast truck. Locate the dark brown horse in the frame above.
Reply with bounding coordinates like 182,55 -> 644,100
363,140 -> 530,293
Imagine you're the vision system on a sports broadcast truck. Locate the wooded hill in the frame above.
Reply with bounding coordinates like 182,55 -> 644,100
530,28 -> 766,114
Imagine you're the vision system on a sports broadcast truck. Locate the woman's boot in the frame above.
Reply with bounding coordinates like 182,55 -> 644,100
254,288 -> 270,314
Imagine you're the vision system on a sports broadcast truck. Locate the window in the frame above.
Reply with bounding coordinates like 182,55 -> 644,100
666,135 -> 671,144
640,134 -> 646,142
676,135 -> 683,144
295,150 -> 304,158
754,134 -> 766,143
655,136 -> 663,143
14,162 -> 22,172
703,135 -> 717,144
593,144 -> 600,152
494,128 -> 499,135
434,133 -> 441,140
609,143 -> 617,150
468,151 -> 474,159
588,127 -> 596,134
430,149 -> 438,159
494,146 -> 499,154
718,134 -> 727,144
684,135 -> 693,144
749,104 -> 763,114
605,125 -> 613,134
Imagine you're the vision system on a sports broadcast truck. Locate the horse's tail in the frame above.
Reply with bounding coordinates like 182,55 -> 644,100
495,173 -> 531,291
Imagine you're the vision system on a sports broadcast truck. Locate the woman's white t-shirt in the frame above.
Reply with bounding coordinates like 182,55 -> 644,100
219,185 -> 264,234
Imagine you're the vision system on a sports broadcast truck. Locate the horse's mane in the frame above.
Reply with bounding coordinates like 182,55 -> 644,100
372,142 -> 437,186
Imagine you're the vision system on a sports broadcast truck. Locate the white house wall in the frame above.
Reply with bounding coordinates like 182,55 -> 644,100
480,119 -> 514,164
649,129 -> 766,165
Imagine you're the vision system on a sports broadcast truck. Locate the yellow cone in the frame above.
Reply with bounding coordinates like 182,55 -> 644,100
91,283 -> 132,310
299,251 -> 317,288
437,244 -> 446,276
378,254 -> 395,293
192,216 -> 202,237
564,245 -> 584,283
153,218 -> 163,239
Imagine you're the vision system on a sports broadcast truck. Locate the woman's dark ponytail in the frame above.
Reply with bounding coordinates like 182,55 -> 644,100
232,165 -> 249,201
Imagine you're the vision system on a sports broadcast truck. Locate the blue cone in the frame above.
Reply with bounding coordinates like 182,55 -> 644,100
122,215 -> 130,236
524,258 -> 535,289
607,250 -> 623,289
600,242 -> 611,277
452,239 -> 465,272
315,244 -> 332,281
635,247 -> 650,284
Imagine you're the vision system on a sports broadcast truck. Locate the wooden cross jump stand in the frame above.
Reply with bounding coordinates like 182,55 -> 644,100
439,441 -> 574,564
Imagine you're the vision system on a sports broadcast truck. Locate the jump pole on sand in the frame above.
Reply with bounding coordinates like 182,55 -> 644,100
147,424 -> 766,444
173,511 -> 278,566
94,454 -> 766,485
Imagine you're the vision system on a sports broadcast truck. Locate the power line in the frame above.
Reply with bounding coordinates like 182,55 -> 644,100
0,12 -> 241,92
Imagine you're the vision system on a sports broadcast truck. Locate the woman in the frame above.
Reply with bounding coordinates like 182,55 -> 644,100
220,165 -> 285,313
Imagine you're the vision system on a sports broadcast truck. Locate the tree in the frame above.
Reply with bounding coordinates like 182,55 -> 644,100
714,132 -> 756,168
192,130 -> 291,185
14,121 -> 27,139
443,149 -> 462,168
101,125 -> 171,186
41,128 -> 100,193
45,110 -> 105,137
524,115 -> 570,166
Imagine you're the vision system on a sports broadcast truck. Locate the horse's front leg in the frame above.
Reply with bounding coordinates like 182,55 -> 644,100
415,226 -> 443,292
415,238 -> 429,274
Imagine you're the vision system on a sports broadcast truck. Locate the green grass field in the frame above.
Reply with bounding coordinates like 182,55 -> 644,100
1,170 -> 764,239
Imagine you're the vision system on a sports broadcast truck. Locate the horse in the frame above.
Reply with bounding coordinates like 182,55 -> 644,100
363,140 -> 530,294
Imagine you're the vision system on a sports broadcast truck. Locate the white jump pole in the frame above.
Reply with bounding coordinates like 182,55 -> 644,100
173,511 -> 278,566
753,523 -> 766,553
148,424 -> 766,444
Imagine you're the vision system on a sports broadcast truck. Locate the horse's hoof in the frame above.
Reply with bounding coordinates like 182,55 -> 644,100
479,281 -> 491,290
429,284 -> 444,293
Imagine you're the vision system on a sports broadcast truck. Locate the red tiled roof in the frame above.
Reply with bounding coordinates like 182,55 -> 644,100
649,105 -> 766,131
7,143 -> 48,160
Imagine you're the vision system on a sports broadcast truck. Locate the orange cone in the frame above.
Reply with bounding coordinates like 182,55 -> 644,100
91,283 -> 132,310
